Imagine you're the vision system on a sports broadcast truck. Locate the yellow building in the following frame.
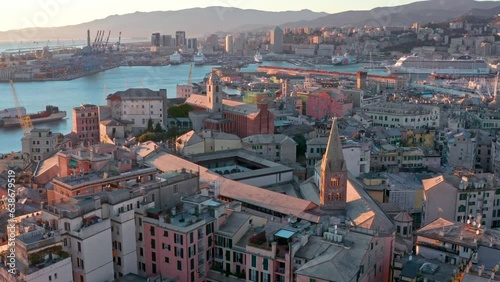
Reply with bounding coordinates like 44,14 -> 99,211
404,129 -> 435,149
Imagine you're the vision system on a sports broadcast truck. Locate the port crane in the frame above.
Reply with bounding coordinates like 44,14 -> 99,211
104,31 -> 111,53
9,80 -> 33,136
116,32 -> 121,52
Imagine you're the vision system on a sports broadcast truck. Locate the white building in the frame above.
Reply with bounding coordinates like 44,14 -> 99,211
360,102 -> 440,129
106,88 -> 167,134
306,137 -> 370,177
176,130 -> 242,157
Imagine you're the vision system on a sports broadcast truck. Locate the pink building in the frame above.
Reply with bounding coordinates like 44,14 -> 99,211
306,89 -> 353,120
141,194 -> 228,282
73,104 -> 100,146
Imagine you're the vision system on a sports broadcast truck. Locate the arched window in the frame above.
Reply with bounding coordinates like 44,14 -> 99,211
330,177 -> 340,187
328,192 -> 334,201
335,193 -> 342,201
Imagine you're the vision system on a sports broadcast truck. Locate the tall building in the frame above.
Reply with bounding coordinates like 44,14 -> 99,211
319,118 -> 348,211
106,88 -> 167,134
270,26 -> 283,53
72,104 -> 100,146
21,128 -> 59,161
176,31 -> 186,48
186,38 -> 197,50
151,33 -> 160,47
225,35 -> 233,54
161,35 -> 173,47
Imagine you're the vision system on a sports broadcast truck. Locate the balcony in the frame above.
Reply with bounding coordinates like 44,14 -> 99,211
214,254 -> 223,262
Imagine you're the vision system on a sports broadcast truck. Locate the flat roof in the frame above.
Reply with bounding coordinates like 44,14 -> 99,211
274,229 -> 295,239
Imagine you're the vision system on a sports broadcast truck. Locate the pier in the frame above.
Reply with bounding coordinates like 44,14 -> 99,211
256,66 -> 407,89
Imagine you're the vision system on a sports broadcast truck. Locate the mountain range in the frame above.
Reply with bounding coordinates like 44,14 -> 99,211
0,0 -> 499,41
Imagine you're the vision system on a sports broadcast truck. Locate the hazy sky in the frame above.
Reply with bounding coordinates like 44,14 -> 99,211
2,0 -> 437,31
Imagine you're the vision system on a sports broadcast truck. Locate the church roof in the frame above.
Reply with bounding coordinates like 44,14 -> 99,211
320,118 -> 347,173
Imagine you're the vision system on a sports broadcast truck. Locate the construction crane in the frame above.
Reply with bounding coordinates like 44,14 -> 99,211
187,63 -> 193,85
10,80 -> 33,136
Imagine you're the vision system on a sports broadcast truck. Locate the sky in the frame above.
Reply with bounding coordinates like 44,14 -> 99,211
1,0 -> 433,31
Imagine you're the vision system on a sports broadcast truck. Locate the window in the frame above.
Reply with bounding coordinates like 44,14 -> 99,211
152,263 -> 156,274
151,239 -> 156,249
117,257 -> 121,266
49,275 -> 52,281
330,177 -> 340,187
164,230 -> 168,237
152,252 -> 156,262
459,194 -> 467,201
177,261 -> 182,271
403,226 -> 408,235
263,258 -> 268,271
165,257 -> 170,263
190,232 -> 194,244
458,205 -> 466,213
150,226 -> 155,236
140,248 -> 143,256
251,255 -> 256,267
336,193 -> 342,201
78,242 -> 81,252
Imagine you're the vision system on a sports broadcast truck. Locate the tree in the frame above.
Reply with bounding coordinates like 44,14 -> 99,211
154,122 -> 163,133
138,132 -> 156,143
293,134 -> 307,157
147,119 -> 154,132
167,103 -> 194,118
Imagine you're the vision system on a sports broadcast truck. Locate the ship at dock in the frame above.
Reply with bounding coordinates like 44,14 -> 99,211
1,105 -> 66,128
386,54 -> 490,75
193,51 -> 206,65
332,53 -> 357,65
169,51 -> 183,65
254,51 -> 263,63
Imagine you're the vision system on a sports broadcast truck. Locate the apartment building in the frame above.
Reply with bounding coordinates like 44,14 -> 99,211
422,174 -> 500,229
21,128 -> 60,161
106,88 -> 167,134
242,134 -> 297,163
415,217 -> 500,281
72,104 -> 100,146
0,215 -> 72,282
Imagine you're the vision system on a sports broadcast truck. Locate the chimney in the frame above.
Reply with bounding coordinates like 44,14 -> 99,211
87,29 -> 91,47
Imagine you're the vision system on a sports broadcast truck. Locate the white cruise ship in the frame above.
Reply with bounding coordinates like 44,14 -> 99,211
254,51 -> 263,63
193,51 -> 205,65
169,51 -> 183,65
386,54 -> 490,75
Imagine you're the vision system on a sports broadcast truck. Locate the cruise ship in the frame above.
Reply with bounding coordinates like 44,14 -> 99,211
386,54 -> 490,75
254,51 -> 263,63
169,51 -> 183,65
193,51 -> 205,65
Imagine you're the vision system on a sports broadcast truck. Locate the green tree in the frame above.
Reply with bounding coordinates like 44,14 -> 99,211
167,103 -> 194,118
147,119 -> 154,132
154,122 -> 163,133
138,132 -> 156,143
293,134 -> 306,157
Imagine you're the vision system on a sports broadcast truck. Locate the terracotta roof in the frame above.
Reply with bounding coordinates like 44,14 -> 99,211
147,153 -> 320,223
394,211 -> 413,223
